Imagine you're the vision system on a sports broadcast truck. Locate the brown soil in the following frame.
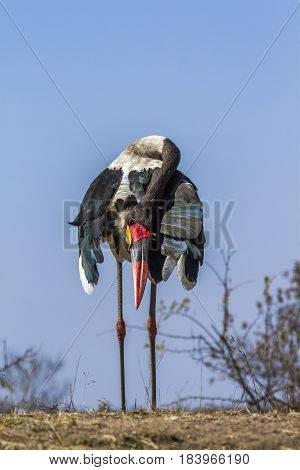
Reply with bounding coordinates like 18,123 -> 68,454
0,410 -> 299,450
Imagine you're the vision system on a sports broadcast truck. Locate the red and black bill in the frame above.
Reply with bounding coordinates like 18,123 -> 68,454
128,224 -> 151,309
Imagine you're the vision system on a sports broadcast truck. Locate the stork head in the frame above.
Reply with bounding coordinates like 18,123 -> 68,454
126,223 -> 151,309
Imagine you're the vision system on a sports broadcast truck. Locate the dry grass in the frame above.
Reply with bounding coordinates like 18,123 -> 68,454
0,410 -> 299,450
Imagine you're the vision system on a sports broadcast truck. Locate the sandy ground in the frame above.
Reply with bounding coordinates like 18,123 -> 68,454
0,410 -> 299,450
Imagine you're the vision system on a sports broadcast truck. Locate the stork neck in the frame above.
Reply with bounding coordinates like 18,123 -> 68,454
144,138 -> 180,202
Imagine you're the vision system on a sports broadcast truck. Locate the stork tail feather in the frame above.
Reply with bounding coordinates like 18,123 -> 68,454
162,255 -> 177,282
78,227 -> 104,294
177,253 -> 197,290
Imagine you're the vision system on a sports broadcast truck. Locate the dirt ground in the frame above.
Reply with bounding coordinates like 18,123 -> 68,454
0,410 -> 299,450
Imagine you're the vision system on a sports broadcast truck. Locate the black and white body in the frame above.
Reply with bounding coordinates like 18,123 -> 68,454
71,135 -> 205,410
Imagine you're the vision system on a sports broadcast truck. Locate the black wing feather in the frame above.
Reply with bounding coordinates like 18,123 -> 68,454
150,170 -> 205,288
70,168 -> 122,226
71,168 -> 122,288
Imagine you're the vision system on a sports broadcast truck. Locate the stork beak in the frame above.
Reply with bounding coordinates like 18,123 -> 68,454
127,224 -> 151,309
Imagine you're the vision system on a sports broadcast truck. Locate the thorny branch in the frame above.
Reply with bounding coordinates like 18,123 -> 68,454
159,252 -> 300,411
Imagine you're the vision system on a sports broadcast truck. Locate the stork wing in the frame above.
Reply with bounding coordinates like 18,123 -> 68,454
70,168 -> 122,294
70,168 -> 122,226
158,171 -> 205,289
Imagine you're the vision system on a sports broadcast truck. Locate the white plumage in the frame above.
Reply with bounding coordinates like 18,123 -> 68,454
79,255 -> 94,295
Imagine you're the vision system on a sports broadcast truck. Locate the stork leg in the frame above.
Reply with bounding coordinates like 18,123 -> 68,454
116,261 -> 126,411
147,283 -> 157,411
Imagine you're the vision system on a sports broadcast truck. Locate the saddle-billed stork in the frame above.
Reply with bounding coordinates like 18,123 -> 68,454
70,136 -> 205,411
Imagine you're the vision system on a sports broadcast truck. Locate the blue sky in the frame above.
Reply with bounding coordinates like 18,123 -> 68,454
0,0 -> 299,409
